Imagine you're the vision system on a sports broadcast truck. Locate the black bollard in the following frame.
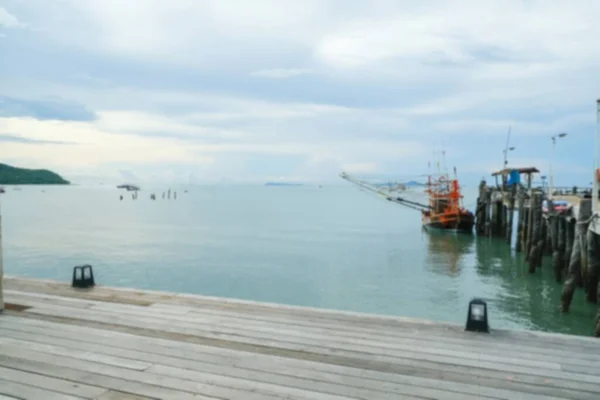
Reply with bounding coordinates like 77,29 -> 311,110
72,265 -> 95,289
465,298 -> 489,333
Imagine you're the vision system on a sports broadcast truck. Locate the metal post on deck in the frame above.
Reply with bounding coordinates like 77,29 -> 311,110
549,132 -> 567,199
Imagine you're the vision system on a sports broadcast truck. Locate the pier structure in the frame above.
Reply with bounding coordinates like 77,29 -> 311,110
475,166 -> 600,336
1,276 -> 599,399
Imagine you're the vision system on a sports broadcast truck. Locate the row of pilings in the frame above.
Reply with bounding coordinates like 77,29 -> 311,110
475,182 -> 600,337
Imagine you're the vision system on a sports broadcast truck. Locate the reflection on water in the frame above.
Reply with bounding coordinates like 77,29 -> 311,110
425,231 -> 476,276
474,237 -> 596,335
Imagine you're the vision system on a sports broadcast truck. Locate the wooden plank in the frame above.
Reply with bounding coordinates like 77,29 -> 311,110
6,283 -> 599,352
94,391 -> 154,400
0,326 -> 238,370
0,345 -> 354,400
5,313 -> 600,396
4,291 -> 95,309
147,364 -> 496,400
87,301 -> 600,368
0,338 -> 153,371
5,278 -> 595,362
9,307 -> 588,382
0,356 -> 210,400
14,297 -> 566,369
9,291 -> 600,372
9,293 -> 600,367
8,276 -> 599,347
23,303 -> 600,383
0,378 -> 84,400
20,301 -> 598,375
3,278 -> 600,400
0,366 -> 107,398
2,321 -> 596,399
0,326 -> 549,400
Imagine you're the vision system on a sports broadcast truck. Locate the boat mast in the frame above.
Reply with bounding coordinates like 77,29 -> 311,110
503,127 -> 512,169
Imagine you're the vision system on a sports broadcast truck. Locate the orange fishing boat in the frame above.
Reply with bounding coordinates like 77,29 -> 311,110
339,157 -> 474,234
421,174 -> 474,233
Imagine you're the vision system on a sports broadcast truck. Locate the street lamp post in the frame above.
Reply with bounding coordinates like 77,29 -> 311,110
549,132 -> 568,199
503,146 -> 516,168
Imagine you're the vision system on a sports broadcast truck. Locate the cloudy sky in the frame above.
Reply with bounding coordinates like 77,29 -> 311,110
1,0 -> 599,185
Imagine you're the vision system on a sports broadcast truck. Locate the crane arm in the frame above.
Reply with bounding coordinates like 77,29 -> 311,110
339,172 -> 430,211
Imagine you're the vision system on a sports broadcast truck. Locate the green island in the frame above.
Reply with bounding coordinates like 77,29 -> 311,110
0,163 -> 70,185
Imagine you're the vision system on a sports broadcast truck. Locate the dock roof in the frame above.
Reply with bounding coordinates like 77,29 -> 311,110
491,167 -> 540,177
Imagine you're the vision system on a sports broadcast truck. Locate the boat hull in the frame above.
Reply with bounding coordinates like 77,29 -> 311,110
422,212 -> 474,234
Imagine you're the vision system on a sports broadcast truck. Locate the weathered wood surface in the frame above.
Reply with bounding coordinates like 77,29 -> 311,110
1,277 -> 600,400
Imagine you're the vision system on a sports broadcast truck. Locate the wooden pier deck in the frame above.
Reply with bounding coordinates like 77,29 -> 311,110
1,277 -> 600,400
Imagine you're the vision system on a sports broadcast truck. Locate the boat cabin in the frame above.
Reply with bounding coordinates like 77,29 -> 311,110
491,167 -> 539,191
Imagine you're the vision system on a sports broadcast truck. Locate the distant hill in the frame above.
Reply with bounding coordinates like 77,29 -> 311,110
405,180 -> 425,187
0,163 -> 70,184
374,180 -> 425,188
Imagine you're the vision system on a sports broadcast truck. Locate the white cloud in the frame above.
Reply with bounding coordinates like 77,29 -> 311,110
0,6 -> 21,28
0,116 -> 212,168
2,0 -> 600,184
250,68 -> 314,79
316,1 -> 600,71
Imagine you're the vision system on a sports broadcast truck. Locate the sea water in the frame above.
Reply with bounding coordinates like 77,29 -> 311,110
1,184 -> 596,336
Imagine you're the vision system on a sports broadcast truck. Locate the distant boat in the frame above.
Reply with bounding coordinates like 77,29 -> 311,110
0,186 -> 4,193
117,184 -> 140,191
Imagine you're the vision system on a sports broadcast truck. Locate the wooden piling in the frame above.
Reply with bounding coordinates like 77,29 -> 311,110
559,216 -> 567,277
476,201 -> 486,236
586,225 -> 599,304
495,201 -> 501,237
506,184 -> 517,245
560,198 -> 592,312
525,198 -> 532,257
499,203 -> 506,239
565,217 -> 576,281
524,192 -> 536,262
475,180 -> 487,236
520,207 -> 529,255
490,198 -> 501,237
485,190 -> 493,238
528,193 -> 543,274
552,216 -> 567,282
545,217 -> 554,256
535,209 -> 547,269
515,190 -> 524,252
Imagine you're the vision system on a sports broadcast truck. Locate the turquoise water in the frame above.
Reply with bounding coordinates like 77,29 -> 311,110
1,184 -> 597,336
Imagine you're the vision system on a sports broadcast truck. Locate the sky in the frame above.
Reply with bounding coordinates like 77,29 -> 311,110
1,0 -> 599,186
